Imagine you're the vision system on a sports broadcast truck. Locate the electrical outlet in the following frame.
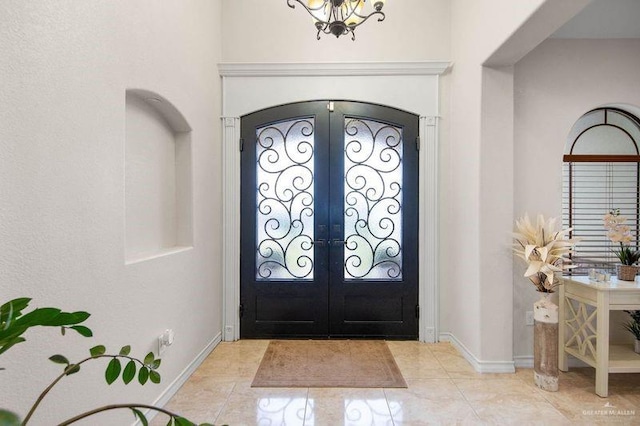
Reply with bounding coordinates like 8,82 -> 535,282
158,335 -> 166,355
526,311 -> 534,326
158,329 -> 175,355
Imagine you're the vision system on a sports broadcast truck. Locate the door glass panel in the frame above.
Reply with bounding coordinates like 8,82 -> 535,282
256,117 -> 315,280
344,118 -> 403,280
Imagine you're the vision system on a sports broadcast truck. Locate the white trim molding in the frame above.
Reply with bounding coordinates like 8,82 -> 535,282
440,332 -> 516,373
222,117 -> 241,341
219,61 -> 451,77
221,61 -> 450,342
514,356 -> 534,369
419,116 -> 440,342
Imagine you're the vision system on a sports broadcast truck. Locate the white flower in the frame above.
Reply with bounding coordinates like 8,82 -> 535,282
604,209 -> 639,265
605,211 -> 633,244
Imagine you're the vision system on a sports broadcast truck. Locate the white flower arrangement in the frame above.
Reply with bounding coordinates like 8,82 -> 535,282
513,214 -> 579,293
603,209 -> 640,266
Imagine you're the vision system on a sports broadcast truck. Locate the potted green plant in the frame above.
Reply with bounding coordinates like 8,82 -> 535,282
623,310 -> 640,354
603,209 -> 640,281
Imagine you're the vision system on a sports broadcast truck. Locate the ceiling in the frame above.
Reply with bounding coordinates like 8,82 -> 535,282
551,0 -> 640,39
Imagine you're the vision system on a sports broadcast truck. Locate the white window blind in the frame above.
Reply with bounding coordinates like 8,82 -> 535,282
562,161 -> 640,275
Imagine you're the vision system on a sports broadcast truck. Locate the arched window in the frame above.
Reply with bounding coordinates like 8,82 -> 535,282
563,107 -> 640,275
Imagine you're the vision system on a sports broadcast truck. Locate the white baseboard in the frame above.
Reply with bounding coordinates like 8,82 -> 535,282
439,332 -> 516,373
135,332 -> 222,425
514,355 -> 590,369
514,356 -> 534,368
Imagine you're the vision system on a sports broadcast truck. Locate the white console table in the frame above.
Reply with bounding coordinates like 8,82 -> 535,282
559,276 -> 640,397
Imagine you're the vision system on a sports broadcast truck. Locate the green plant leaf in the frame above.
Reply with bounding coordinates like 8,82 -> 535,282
90,345 -> 106,357
48,311 -> 91,326
70,325 -> 93,337
119,345 -> 131,356
0,325 -> 27,343
198,424 -> 215,426
138,366 -> 149,385
174,417 -> 195,426
16,308 -> 61,326
0,409 -> 22,426
151,358 -> 161,370
123,360 -> 136,384
105,358 -> 122,385
143,351 -> 154,366
131,408 -> 148,426
0,298 -> 30,324
1,302 -> 15,332
48,354 -> 69,365
64,363 -> 81,375
149,369 -> 161,384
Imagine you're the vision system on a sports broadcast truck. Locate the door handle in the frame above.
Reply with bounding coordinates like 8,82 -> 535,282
330,239 -> 346,246
313,239 -> 326,247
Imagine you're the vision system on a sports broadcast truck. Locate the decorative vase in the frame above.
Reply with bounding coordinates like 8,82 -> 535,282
533,291 -> 559,392
616,264 -> 638,281
635,339 -> 640,354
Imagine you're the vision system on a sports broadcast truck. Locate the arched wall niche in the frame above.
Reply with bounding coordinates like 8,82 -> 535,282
125,88 -> 193,264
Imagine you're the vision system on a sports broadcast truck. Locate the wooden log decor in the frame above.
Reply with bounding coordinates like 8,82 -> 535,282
533,294 -> 559,391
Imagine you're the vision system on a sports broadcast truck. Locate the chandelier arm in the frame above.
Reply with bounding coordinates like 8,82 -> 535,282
347,10 -> 385,29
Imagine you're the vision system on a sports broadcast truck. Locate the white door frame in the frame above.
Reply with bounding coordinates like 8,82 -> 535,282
219,61 -> 449,342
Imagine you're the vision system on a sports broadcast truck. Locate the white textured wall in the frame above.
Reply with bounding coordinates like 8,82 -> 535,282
0,1 -> 222,424
445,0 -> 596,365
446,0 -> 548,361
513,38 -> 640,357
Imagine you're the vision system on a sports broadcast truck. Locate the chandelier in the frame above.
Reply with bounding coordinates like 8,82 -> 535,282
287,0 -> 386,40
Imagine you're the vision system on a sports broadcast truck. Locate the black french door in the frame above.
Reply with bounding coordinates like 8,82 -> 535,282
240,101 -> 419,339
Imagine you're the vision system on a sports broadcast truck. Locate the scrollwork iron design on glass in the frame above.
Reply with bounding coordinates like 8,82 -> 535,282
256,117 -> 315,280
344,117 -> 403,280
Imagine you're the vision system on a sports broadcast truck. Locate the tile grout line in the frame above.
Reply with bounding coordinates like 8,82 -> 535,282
302,387 -> 310,426
385,343 -> 403,425
382,387 -> 399,426
526,378 -> 576,423
428,345 -> 454,380
449,377 -> 484,422
514,369 -> 577,423
212,380 -> 239,425
430,345 -> 485,422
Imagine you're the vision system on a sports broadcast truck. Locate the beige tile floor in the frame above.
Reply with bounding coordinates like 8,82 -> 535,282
152,340 -> 640,425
